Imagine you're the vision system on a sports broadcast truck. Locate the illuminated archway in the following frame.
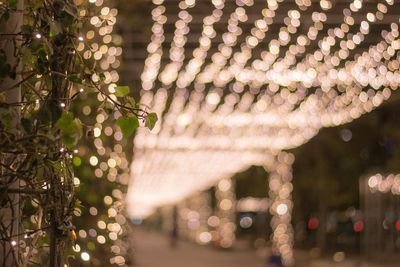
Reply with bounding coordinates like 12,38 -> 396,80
127,0 -> 400,265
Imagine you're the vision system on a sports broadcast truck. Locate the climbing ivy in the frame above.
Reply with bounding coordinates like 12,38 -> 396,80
0,0 -> 155,266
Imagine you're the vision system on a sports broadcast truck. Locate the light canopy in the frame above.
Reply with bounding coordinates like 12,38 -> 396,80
127,0 -> 400,265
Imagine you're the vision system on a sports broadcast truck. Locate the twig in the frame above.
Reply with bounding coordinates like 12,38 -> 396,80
4,188 -> 48,195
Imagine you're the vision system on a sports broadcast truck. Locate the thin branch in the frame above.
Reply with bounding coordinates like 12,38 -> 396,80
4,188 -> 48,195
0,72 -> 37,93
0,225 -> 51,241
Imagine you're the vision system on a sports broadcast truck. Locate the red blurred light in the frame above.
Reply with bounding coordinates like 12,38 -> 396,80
308,217 -> 319,230
395,219 -> 400,231
353,220 -> 364,232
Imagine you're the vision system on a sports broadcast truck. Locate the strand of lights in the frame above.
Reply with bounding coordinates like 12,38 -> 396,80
264,152 -> 295,267
172,1 -> 246,137
215,178 -> 236,248
176,0 -> 225,89
159,0 -> 197,86
157,0 -> 235,139
141,0 -> 167,91
305,1 -> 386,81
217,5 -> 306,88
197,0 -> 253,85
137,0 -> 200,142
195,191 -> 212,244
213,1 -> 280,88
186,0 -> 283,138
367,173 -> 400,194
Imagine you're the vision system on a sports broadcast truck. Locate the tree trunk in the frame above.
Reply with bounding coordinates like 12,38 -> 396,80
0,0 -> 23,266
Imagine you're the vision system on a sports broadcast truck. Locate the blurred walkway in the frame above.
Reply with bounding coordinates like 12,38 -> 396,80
131,228 -> 265,267
131,228 -> 398,267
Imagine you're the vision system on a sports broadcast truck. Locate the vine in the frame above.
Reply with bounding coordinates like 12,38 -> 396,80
0,0 -> 155,266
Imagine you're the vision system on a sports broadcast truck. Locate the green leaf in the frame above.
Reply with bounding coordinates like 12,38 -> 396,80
116,116 -> 139,138
125,96 -> 136,108
114,86 -> 130,97
56,112 -> 83,149
56,112 -> 74,130
145,112 -> 158,130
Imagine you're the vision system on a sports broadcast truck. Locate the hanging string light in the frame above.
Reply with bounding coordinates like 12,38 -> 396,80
215,178 -> 236,248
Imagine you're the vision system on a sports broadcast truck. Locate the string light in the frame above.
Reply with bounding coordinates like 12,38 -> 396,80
215,178 -> 236,248
367,173 -> 400,194
159,0 -> 197,86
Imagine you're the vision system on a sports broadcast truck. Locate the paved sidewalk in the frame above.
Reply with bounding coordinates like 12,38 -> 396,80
131,228 -> 398,267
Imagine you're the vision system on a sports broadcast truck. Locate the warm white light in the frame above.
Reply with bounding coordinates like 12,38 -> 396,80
73,244 -> 81,252
276,203 -> 288,215
89,156 -> 98,166
368,176 -> 378,188
239,216 -> 253,228
199,232 -> 212,243
81,252 -> 90,261
97,235 -> 106,244
366,174 -> 400,195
